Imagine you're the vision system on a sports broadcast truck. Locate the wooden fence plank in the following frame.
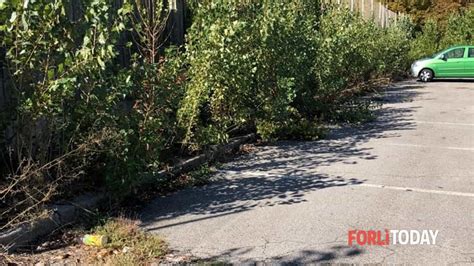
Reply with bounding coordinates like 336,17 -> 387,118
167,0 -> 185,45
0,48 -> 8,113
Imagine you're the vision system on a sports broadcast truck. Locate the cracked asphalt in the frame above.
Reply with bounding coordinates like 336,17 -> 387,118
141,80 -> 474,264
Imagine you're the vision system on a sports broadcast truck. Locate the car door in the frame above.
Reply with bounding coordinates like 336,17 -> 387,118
435,48 -> 466,77
466,48 -> 474,77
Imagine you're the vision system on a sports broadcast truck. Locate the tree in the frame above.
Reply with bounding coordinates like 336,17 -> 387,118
383,0 -> 471,28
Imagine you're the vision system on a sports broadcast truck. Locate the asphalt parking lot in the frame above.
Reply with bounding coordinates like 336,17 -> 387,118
141,80 -> 474,264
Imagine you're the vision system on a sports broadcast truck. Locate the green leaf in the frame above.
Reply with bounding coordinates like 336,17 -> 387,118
97,56 -> 105,69
9,11 -> 17,23
57,63 -> 64,74
98,33 -> 106,44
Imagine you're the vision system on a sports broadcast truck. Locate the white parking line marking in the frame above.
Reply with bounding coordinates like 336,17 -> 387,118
358,183 -> 474,198
385,143 -> 474,151
413,120 -> 474,127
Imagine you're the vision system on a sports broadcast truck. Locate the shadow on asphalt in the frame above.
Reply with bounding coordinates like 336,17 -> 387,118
200,244 -> 364,264
141,82 -> 423,237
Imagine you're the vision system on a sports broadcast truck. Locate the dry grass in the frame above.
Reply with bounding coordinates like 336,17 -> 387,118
93,218 -> 167,265
1,219 -> 168,265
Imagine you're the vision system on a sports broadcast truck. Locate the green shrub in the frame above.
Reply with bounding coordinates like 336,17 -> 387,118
440,8 -> 474,47
409,19 -> 441,60
95,0 -> 187,197
314,8 -> 379,95
311,7 -> 411,122
104,48 -> 186,196
0,0 -> 131,228
377,18 -> 413,78
179,0 -> 321,145
409,7 -> 474,61
258,118 -> 327,142
179,3 -> 415,145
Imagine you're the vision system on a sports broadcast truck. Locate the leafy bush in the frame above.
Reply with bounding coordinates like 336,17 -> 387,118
311,7 -> 411,122
100,0 -> 188,197
0,0 -> 130,228
316,8 -> 379,88
103,48 -> 185,196
409,19 -> 441,60
314,8 -> 377,116
440,7 -> 474,47
377,18 -> 413,78
179,4 -> 415,145
179,0 -> 321,145
409,7 -> 474,61
0,0 -> 183,225
383,0 -> 471,28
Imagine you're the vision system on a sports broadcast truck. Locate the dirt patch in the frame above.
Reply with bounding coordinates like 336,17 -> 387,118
1,218 -> 173,265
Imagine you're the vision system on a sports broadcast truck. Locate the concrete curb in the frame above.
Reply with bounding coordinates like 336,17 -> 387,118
171,133 -> 257,174
0,194 -> 104,252
0,133 -> 256,252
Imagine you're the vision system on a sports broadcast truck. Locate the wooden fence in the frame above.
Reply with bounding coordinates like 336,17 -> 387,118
324,0 -> 404,27
0,48 -> 9,116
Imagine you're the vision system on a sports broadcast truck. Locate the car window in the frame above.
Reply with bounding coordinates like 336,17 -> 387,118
469,48 -> 474,58
444,48 -> 465,59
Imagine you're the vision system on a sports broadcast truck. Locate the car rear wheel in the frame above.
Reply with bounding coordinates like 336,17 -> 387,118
419,69 -> 434,82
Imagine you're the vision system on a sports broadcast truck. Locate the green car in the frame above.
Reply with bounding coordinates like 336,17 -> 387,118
411,45 -> 474,82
